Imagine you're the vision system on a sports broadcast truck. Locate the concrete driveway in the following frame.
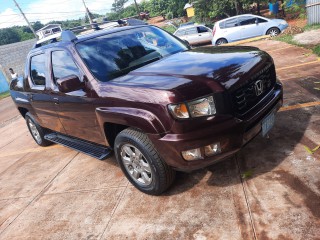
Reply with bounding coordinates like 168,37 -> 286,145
0,39 -> 319,240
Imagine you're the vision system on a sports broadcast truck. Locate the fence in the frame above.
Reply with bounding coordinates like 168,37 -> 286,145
306,0 -> 320,24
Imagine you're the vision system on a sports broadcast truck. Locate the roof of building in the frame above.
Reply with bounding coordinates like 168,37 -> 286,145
36,24 -> 61,33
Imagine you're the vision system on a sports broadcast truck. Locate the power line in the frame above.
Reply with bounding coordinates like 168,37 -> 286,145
12,0 -> 37,38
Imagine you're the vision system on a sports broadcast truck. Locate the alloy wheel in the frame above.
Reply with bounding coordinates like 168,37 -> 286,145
120,144 -> 153,186
28,119 -> 41,143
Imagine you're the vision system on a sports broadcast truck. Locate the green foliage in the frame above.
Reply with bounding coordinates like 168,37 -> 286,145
166,12 -> 173,20
303,24 -> 320,31
0,28 -> 21,45
0,91 -> 10,100
161,25 -> 176,34
112,0 -> 129,13
313,45 -> 320,57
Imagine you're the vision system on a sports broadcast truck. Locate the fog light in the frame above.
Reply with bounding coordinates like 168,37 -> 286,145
182,148 -> 202,161
205,143 -> 221,156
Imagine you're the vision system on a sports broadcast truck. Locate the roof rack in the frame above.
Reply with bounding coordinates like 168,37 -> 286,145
33,18 -> 147,49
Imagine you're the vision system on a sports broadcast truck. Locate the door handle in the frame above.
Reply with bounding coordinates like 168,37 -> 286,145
53,97 -> 59,105
199,34 -> 202,36
28,94 -> 34,102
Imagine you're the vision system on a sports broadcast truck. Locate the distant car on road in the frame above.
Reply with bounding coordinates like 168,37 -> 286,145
212,14 -> 288,45
174,24 -> 213,45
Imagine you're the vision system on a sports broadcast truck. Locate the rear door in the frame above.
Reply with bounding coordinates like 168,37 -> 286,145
197,26 -> 212,43
183,27 -> 199,44
50,49 -> 106,144
28,52 -> 65,133
222,17 -> 242,42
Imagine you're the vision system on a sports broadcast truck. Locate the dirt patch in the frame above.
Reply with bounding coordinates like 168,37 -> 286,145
294,29 -> 320,45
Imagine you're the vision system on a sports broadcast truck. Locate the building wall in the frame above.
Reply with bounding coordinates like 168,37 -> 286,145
0,39 -> 36,82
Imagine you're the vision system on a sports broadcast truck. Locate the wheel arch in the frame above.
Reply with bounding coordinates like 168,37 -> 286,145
266,27 -> 280,35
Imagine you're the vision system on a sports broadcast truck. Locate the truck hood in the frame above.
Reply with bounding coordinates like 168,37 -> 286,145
110,46 -> 273,96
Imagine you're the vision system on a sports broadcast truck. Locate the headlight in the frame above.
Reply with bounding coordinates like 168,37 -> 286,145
169,96 -> 216,119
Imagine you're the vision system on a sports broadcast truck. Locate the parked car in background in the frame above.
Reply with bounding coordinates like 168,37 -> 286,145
174,24 -> 213,45
212,14 -> 288,45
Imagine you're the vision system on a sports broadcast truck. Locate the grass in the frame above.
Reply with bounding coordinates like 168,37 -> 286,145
303,24 -> 320,31
275,25 -> 320,57
0,91 -> 10,100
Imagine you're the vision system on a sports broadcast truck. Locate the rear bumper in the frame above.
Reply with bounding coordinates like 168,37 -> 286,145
149,83 -> 283,172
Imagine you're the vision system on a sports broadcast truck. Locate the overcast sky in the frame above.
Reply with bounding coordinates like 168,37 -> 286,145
0,0 -> 141,29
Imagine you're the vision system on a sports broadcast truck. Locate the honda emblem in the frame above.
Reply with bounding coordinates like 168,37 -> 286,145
254,80 -> 264,96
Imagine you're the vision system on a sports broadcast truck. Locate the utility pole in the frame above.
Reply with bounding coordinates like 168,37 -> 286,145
133,0 -> 140,16
82,0 -> 93,24
12,0 -> 37,39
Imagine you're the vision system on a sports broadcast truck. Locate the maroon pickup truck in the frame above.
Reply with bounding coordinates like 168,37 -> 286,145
10,25 -> 283,195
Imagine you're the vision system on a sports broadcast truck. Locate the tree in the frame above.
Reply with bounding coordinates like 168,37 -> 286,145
0,28 -> 21,45
112,0 -> 129,13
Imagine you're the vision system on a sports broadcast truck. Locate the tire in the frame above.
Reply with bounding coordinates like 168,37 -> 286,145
267,27 -> 280,37
216,38 -> 228,46
114,128 -> 176,195
25,113 -> 52,147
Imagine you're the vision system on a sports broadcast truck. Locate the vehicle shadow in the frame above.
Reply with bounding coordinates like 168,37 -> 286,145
165,107 -> 312,196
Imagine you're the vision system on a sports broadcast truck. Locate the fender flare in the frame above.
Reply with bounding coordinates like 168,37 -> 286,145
96,107 -> 167,134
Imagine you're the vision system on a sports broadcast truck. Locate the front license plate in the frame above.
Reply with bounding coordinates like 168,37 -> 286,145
262,111 -> 275,137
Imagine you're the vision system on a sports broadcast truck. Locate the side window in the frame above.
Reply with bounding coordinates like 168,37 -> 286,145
239,17 -> 256,26
219,21 -> 226,29
185,27 -> 197,35
175,30 -> 185,36
30,54 -> 46,86
225,18 -> 239,28
51,51 -> 80,83
257,17 -> 268,23
197,26 -> 209,33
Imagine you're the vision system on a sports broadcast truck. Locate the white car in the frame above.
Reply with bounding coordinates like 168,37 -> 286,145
173,24 -> 213,45
212,14 -> 288,45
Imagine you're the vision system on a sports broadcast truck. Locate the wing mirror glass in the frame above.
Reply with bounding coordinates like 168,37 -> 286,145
57,75 -> 83,93
255,19 -> 259,24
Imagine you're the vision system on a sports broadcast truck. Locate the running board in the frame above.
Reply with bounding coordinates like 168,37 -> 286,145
44,133 -> 112,160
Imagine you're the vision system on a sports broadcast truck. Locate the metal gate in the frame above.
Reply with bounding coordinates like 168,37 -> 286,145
306,0 -> 320,24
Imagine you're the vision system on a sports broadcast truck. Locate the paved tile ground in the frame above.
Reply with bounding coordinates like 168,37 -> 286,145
0,40 -> 319,239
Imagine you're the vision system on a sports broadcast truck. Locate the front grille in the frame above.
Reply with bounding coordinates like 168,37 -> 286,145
231,64 -> 276,117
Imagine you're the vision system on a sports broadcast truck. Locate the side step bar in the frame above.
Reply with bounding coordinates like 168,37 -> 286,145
44,133 -> 112,160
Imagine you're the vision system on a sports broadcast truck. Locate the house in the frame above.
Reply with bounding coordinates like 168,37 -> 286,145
184,3 -> 195,18
36,24 -> 62,40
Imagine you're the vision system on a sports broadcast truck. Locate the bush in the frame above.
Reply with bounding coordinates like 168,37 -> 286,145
166,12 -> 173,20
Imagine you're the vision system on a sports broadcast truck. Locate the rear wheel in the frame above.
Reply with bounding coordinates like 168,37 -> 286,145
216,38 -> 228,46
267,27 -> 280,37
114,128 -> 175,195
25,113 -> 52,147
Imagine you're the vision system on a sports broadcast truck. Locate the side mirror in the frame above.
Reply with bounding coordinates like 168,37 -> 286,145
183,40 -> 191,49
255,19 -> 259,24
57,75 -> 83,93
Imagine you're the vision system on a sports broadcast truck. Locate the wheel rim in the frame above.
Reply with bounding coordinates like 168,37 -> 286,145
269,29 -> 279,37
28,119 -> 41,143
120,144 -> 152,186
216,39 -> 226,45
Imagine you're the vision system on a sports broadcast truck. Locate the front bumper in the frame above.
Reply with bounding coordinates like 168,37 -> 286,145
149,83 -> 283,172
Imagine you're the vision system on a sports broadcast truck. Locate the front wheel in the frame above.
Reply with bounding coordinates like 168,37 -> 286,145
216,38 -> 228,46
114,128 -> 175,195
267,28 -> 280,37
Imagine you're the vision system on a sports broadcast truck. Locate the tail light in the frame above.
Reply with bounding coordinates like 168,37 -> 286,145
212,26 -> 216,37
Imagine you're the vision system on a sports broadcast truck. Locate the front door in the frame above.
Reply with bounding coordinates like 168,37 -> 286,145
50,49 -> 105,144
28,52 -> 65,133
238,16 -> 262,40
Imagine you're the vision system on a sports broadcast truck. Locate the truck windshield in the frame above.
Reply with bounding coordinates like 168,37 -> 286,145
76,26 -> 188,82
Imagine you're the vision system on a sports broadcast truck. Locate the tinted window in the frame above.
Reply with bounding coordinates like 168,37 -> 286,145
197,26 -> 209,33
30,54 -> 46,86
239,17 -> 256,26
219,21 -> 225,29
225,18 -> 239,28
52,51 -> 80,83
257,17 -> 268,23
185,27 -> 197,35
76,26 -> 187,82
